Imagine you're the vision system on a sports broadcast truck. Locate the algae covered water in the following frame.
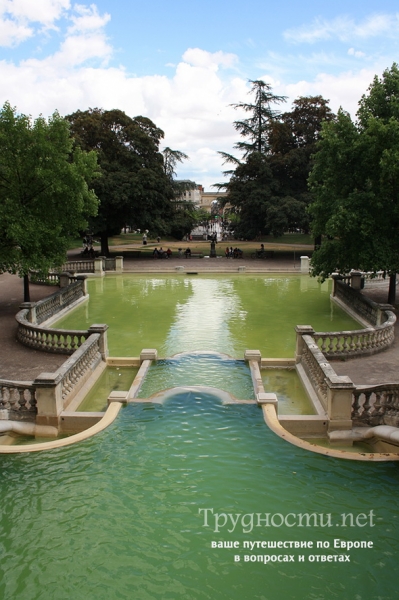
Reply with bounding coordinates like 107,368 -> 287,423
0,393 -> 397,600
55,274 -> 359,358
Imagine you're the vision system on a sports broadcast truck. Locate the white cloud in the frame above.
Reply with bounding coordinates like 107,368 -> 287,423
284,13 -> 399,44
0,0 -> 71,45
67,3 -> 110,34
348,48 -> 365,58
282,68 -> 377,118
0,15 -> 32,46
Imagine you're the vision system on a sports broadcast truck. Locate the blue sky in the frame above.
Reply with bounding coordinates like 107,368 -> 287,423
1,0 -> 399,189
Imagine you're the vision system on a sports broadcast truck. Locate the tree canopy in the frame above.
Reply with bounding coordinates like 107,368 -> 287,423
218,81 -> 333,239
66,108 -> 175,254
308,63 -> 399,303
0,102 -> 99,300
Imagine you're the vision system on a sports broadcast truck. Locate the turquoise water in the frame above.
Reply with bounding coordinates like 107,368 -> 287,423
138,353 -> 255,401
0,394 -> 398,600
54,275 -> 360,358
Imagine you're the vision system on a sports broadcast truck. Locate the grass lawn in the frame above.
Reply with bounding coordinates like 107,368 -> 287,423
69,232 -> 313,258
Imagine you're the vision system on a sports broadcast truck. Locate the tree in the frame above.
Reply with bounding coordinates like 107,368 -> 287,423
231,79 -> 286,156
66,109 -> 175,255
161,146 -> 199,239
309,64 -> 399,303
0,102 -> 99,301
218,87 -> 333,239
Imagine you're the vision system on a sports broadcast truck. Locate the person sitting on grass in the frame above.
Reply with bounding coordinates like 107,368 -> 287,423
184,247 -> 191,258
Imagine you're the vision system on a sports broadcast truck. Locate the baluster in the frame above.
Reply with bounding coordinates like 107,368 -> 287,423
352,391 -> 362,419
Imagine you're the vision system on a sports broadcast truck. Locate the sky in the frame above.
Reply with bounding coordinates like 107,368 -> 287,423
0,1 -> 399,190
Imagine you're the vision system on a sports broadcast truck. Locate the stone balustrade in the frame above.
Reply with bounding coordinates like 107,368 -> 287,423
62,256 -> 123,275
352,384 -> 399,427
312,316 -> 395,359
16,277 -> 90,354
1,326 -> 108,427
62,260 -> 95,273
333,276 -> 392,327
16,322 -> 90,354
0,380 -> 37,422
295,327 -> 354,432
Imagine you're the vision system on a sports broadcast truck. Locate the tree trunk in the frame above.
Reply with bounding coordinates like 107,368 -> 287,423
100,232 -> 110,256
23,274 -> 30,302
388,273 -> 396,305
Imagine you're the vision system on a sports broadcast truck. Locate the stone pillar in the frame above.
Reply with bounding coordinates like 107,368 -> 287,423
88,324 -> 109,359
20,302 -> 37,324
295,325 -> 315,363
330,273 -> 340,297
115,256 -> 124,273
140,349 -> 158,363
94,257 -> 105,276
244,350 -> 261,363
76,275 -> 88,295
300,256 -> 310,273
350,271 -> 363,290
34,372 -> 63,428
59,272 -> 72,288
326,374 -> 355,433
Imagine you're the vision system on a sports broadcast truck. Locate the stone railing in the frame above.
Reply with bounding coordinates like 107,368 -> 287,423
35,330 -> 108,425
20,278 -> 86,326
0,380 -> 37,422
0,329 -> 108,426
62,256 -> 123,275
333,276 -> 392,327
15,277 -> 90,354
16,322 -> 90,354
312,317 -> 395,359
352,384 -> 399,427
30,271 -> 60,286
314,275 -> 397,359
62,260 -> 95,273
295,326 -> 354,432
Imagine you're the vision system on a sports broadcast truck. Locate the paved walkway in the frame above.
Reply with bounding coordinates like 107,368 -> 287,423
0,256 -> 397,385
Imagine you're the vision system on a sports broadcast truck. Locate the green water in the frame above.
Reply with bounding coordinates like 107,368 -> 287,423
77,366 -> 138,412
54,275 -> 359,358
261,369 -> 315,415
0,393 -> 398,600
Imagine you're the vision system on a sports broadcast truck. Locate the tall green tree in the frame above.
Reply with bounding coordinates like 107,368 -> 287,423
309,64 -> 399,303
0,102 -> 99,301
161,147 -> 200,239
66,108 -> 174,255
218,86 -> 333,238
231,79 -> 286,156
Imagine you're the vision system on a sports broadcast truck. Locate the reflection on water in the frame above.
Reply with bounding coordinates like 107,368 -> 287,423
55,275 -> 360,358
165,279 -> 239,356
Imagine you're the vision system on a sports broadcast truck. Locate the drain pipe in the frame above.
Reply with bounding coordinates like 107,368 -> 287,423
0,421 -> 58,438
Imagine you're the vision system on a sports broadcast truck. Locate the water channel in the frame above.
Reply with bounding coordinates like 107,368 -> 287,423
0,274 -> 397,599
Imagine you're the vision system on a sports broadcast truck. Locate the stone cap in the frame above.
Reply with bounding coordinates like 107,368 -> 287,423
140,349 -> 158,362
244,350 -> 261,362
257,392 -> 278,409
